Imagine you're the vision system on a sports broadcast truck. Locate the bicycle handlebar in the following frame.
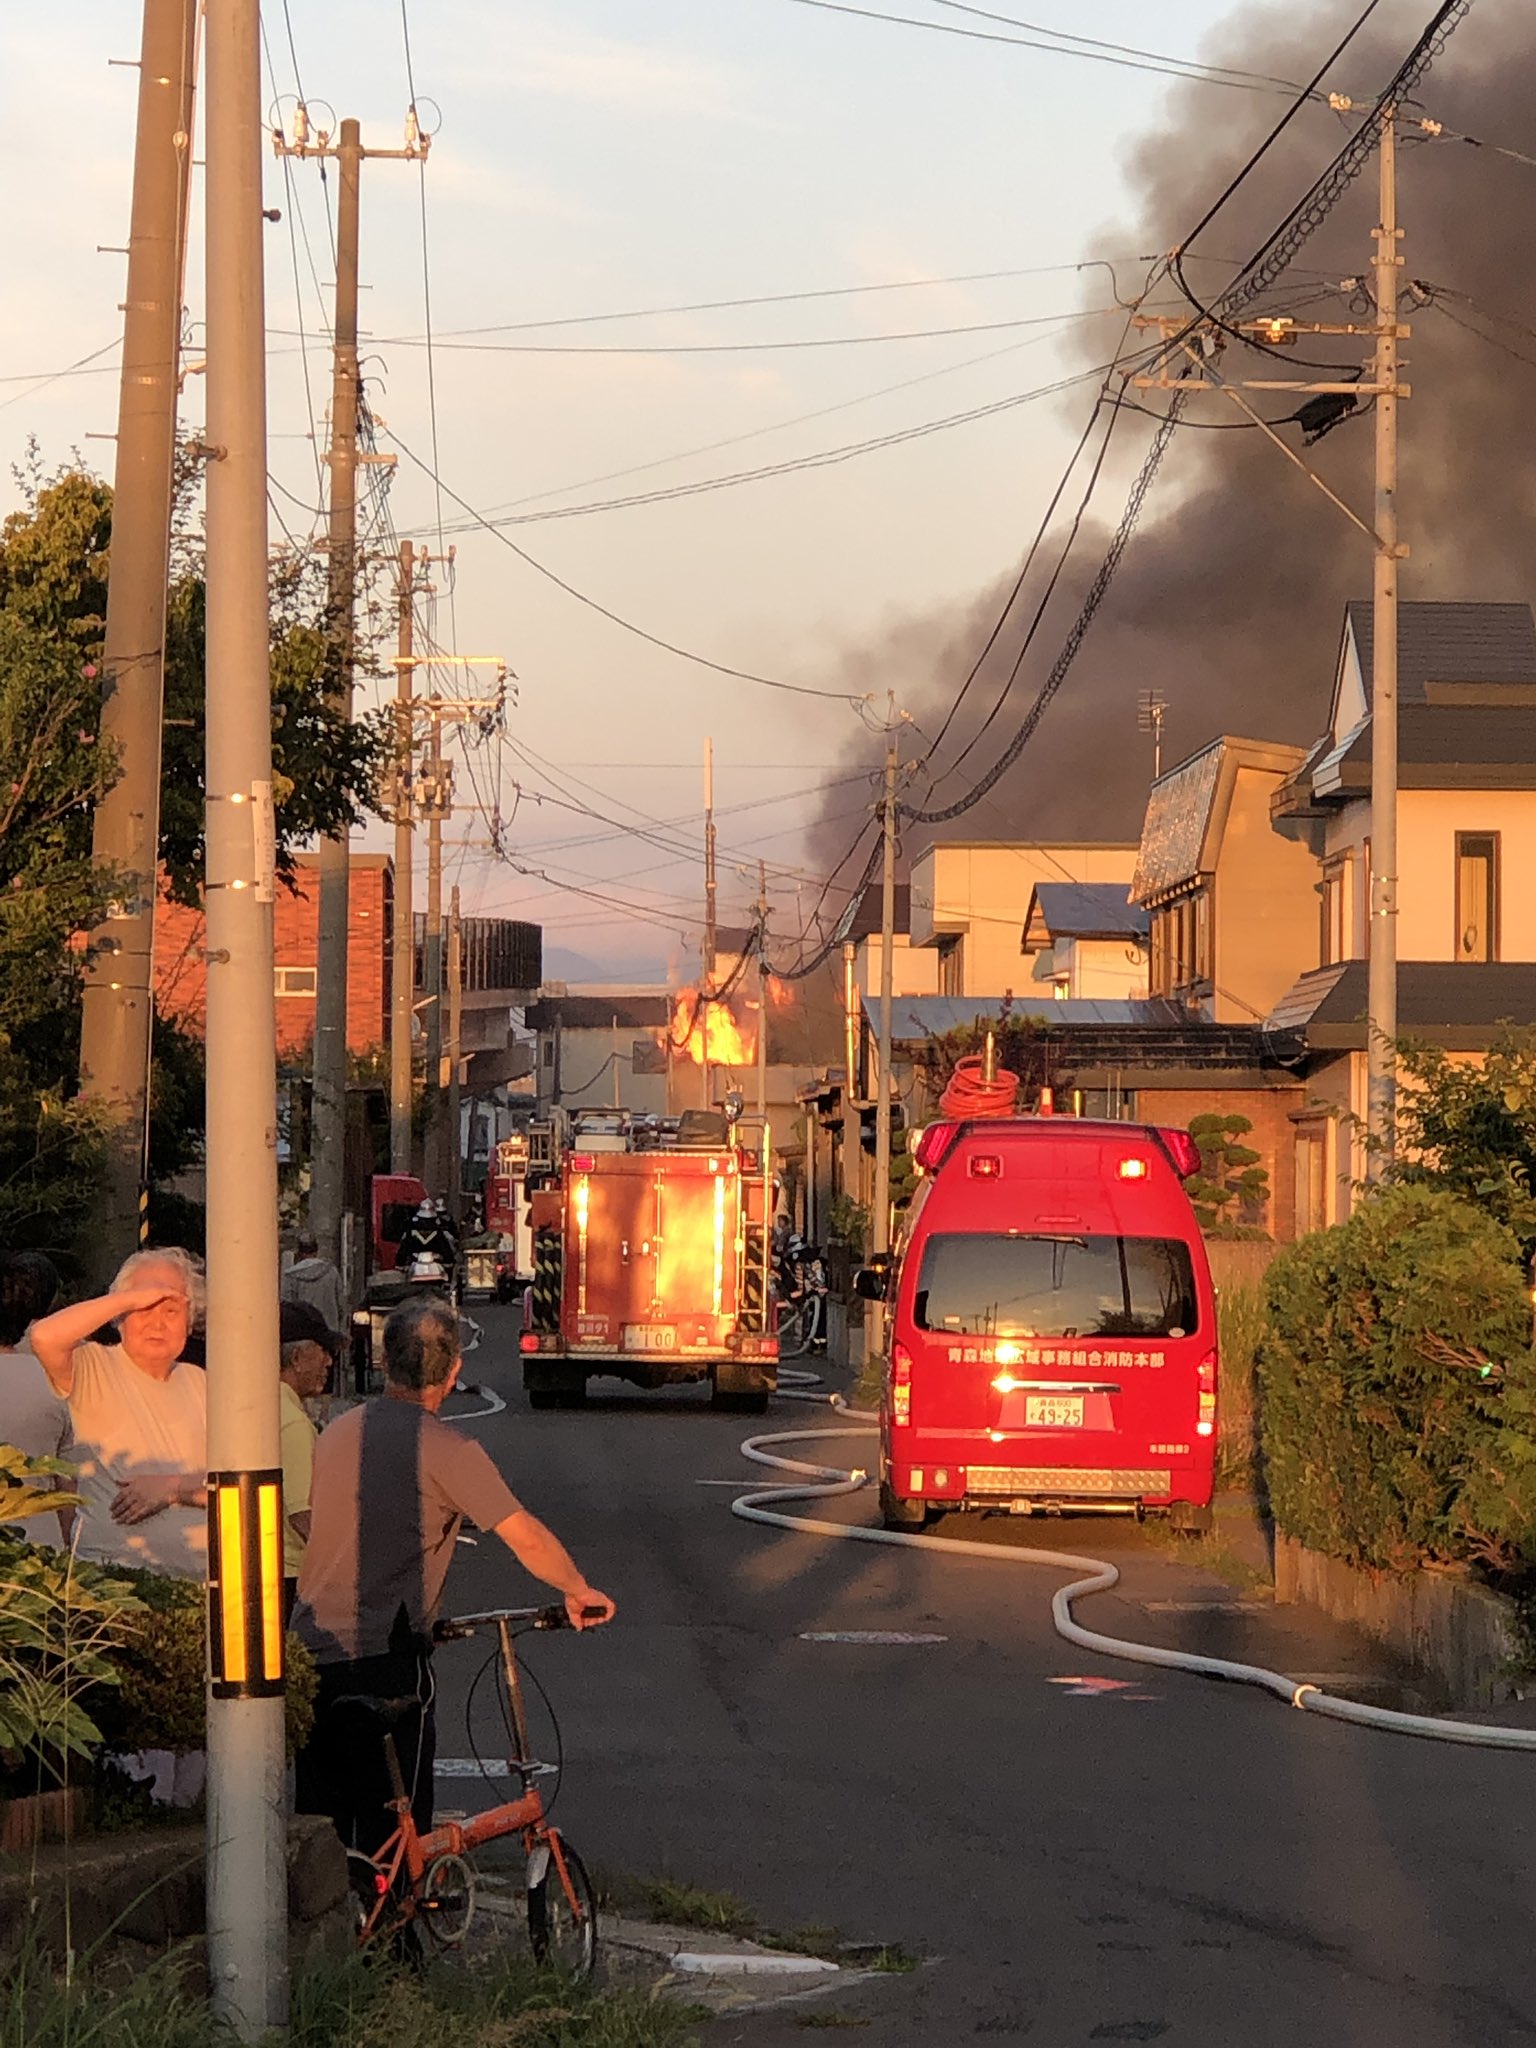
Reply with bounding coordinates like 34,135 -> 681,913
434,1603 -> 608,1641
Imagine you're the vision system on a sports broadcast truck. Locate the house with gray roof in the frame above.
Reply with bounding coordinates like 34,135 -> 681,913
1269,600 -> 1536,1229
1021,882 -> 1149,1000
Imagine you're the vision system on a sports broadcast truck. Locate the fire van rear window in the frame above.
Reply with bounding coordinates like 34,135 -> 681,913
913,1234 -> 1198,1340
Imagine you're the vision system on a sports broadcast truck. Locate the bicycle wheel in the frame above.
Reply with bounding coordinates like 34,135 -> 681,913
419,1851 -> 476,1949
527,1833 -> 597,1979
347,1851 -> 399,1944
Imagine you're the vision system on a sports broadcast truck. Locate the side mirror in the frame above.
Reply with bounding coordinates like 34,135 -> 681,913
853,1264 -> 888,1302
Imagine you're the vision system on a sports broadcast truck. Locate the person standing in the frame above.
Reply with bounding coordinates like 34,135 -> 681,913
294,1297 -> 614,1856
282,1229 -> 347,1335
277,1300 -> 336,1622
29,1248 -> 207,1578
0,1251 -> 72,1544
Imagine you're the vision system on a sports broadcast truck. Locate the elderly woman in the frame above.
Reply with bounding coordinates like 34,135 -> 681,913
31,1247 -> 208,1579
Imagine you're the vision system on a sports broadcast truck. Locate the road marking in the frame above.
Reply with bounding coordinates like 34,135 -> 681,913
1140,1600 -> 1268,1614
435,1758 -> 516,1778
800,1630 -> 947,1646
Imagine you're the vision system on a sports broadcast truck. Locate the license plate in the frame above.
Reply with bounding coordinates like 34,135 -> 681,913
622,1324 -> 676,1353
1025,1394 -> 1084,1428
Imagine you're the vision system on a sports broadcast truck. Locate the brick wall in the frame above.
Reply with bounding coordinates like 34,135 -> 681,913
1137,1084 -> 1306,1242
153,855 -> 392,1061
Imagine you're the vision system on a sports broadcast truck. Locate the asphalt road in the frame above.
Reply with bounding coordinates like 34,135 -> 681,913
433,1305 -> 1536,2046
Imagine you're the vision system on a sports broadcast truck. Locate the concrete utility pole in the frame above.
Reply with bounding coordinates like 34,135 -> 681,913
307,118 -> 362,1266
870,724 -> 899,1360
1366,107 -> 1402,1173
271,108 -> 425,1259
202,0 -> 287,2032
422,705 -> 449,1190
756,859 -> 770,1120
389,540 -> 419,1175
1128,106 -> 1409,1177
703,736 -> 718,981
447,885 -> 463,1219
77,0 -> 199,1270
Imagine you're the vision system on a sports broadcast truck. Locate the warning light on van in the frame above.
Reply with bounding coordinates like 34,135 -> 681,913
914,1122 -> 960,1175
969,1155 -> 1003,1180
1116,1157 -> 1150,1180
1155,1128 -> 1203,1179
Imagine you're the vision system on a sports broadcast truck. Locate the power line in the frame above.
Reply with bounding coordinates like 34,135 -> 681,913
776,0 -> 1318,95
930,1 -> 1318,96
385,429 -> 868,704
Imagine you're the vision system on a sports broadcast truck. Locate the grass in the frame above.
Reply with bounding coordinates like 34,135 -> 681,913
1215,1282 -> 1266,1494
640,1878 -> 758,1938
5,1937 -> 703,2048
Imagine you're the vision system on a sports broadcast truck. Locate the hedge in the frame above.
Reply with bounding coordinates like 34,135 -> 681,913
1259,1183 -> 1536,1574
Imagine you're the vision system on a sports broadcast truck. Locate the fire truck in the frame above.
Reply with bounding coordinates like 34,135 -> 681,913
518,1108 -> 778,1411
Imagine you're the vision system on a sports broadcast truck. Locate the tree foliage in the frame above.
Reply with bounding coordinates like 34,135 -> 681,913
1184,1111 -> 1269,1237
1259,1183 -> 1536,1574
1388,1029 -> 1536,1252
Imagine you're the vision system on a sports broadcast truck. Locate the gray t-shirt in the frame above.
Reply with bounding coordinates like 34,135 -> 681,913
294,1397 -> 520,1663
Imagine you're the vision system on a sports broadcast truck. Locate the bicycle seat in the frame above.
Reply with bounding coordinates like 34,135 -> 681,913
329,1692 -> 418,1729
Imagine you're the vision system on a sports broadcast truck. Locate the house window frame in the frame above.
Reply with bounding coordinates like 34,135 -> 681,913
936,934 -> 963,998
1454,831 -> 1500,963
274,965 -> 318,998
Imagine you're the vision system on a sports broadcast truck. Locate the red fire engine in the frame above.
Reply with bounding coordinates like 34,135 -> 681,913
519,1109 -> 778,1411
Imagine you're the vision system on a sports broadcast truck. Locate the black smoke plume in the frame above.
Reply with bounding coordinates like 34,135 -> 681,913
813,0 -> 1536,866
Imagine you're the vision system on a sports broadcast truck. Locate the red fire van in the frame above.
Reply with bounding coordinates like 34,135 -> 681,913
861,1117 -> 1216,1532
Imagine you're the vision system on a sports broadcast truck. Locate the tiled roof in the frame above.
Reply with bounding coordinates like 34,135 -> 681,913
1025,882 -> 1148,944
1266,960 -> 1536,1051
1131,742 -> 1223,902
1345,601 -> 1536,702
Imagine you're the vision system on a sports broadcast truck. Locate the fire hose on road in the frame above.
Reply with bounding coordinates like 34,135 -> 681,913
731,1405 -> 1536,1755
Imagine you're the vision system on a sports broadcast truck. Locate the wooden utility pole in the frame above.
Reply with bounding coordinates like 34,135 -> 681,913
1366,107 -> 1402,1173
702,736 -> 717,1112
447,885 -> 463,1221
272,109 -> 426,1260
77,0 -> 199,1271
422,704 -> 449,1190
201,0 -> 286,2028
869,722 -> 899,1359
389,540 -> 418,1175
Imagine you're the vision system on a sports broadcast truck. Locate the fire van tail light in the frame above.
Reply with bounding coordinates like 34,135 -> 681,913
1117,1156 -> 1149,1181
968,1155 -> 1003,1180
891,1342 -> 913,1427
913,1122 -> 960,1175
1155,1127 -> 1202,1180
1196,1351 -> 1217,1437
571,1154 -> 596,1173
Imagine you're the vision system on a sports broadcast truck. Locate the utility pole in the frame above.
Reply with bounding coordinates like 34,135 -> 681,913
271,109 -> 425,1262
755,860 -> 769,1120
202,0 -> 286,2033
422,706 -> 448,1191
389,540 -> 418,1175
1366,106 -> 1401,1174
870,723 -> 899,1360
1128,107 -> 1408,1175
702,736 -> 717,1114
307,117 -> 362,1267
447,885 -> 463,1221
1137,688 -> 1167,782
77,0 -> 199,1272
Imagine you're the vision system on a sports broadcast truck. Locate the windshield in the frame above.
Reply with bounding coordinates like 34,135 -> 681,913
913,1233 -> 1198,1340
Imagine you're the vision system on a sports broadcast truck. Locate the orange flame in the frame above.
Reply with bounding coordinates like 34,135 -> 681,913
673,991 -> 755,1068
766,973 -> 795,1009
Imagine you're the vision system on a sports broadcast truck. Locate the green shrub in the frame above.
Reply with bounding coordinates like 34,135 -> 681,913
1185,1112 -> 1270,1236
88,1563 -> 316,1758
1259,1183 -> 1535,1573
1215,1283 -> 1265,1493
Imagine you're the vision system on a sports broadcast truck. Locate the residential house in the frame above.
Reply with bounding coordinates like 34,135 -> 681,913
525,991 -> 674,1116
1132,737 -> 1319,1024
907,840 -> 1139,996
1270,601 -> 1536,1227
1021,883 -> 1149,1001
828,885 -> 940,1002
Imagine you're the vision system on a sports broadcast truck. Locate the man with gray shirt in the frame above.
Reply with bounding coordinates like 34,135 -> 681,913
294,1297 -> 614,1854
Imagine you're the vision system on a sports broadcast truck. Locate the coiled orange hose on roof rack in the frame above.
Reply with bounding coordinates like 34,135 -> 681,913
938,1054 -> 1020,1120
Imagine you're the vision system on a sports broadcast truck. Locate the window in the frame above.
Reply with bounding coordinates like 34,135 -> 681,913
274,966 -> 317,997
1294,1123 -> 1328,1236
936,935 -> 963,997
1150,890 -> 1211,996
913,1233 -> 1199,1340
1456,833 -> 1499,962
1320,859 -> 1348,966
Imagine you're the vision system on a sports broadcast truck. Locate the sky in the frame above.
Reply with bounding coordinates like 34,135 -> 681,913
4,0 -> 1299,982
